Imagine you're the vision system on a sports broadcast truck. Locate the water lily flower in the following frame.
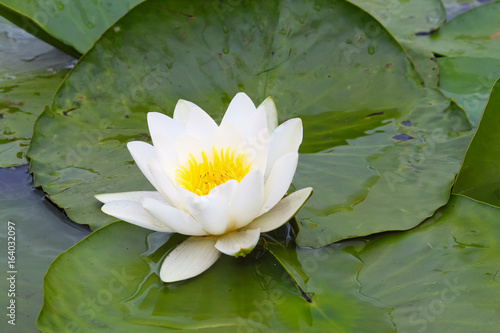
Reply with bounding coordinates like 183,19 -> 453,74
95,93 -> 312,282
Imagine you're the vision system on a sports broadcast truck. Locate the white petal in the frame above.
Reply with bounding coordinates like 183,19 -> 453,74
257,96 -> 278,133
230,169 -> 264,230
101,200 -> 173,232
221,92 -> 256,129
149,159 -> 186,210
238,106 -> 268,141
215,228 -> 260,257
186,194 -> 230,235
175,179 -> 239,207
265,119 -> 303,179
147,113 -> 181,171
147,112 -> 183,144
160,236 -> 221,283
212,120 -> 246,151
127,141 -> 158,187
151,134 -> 179,180
184,102 -> 218,143
95,191 -> 164,204
208,179 -> 238,200
246,187 -> 312,232
213,120 -> 268,172
236,109 -> 270,172
175,133 -> 207,166
173,99 -> 218,143
172,99 -> 193,128
175,186 -> 201,208
143,198 -> 208,236
260,152 -> 298,215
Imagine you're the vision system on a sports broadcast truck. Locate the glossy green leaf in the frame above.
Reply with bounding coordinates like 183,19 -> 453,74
346,1 -> 443,88
0,17 -> 74,167
294,99 -> 471,247
453,78 -> 500,207
348,0 -> 445,40
357,195 -> 500,332
400,39 -> 439,88
37,222 -> 395,332
442,0 -> 495,19
0,0 -> 144,55
437,56 -> 500,127
418,0 -> 500,57
0,165 -> 89,333
345,0 -> 444,88
28,0 -> 472,247
37,224 -> 179,333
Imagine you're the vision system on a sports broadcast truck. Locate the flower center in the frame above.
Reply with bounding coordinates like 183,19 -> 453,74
175,146 -> 251,196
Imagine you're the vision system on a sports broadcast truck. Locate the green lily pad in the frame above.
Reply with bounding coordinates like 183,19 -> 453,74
268,195 -> 500,332
37,222 -> 395,332
0,165 -> 89,333
0,17 -> 74,167
348,0 -> 445,39
437,56 -> 500,126
37,223 -> 179,333
400,39 -> 439,88
38,194 -> 500,331
0,0 -> 144,56
453,78 -> 500,207
357,195 -> 500,332
28,0 -> 472,247
294,99 -> 471,247
346,0 -> 444,88
346,1 -> 443,88
418,0 -> 500,57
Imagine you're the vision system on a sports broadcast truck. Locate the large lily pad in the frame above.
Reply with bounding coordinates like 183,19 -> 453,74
453,78 -> 500,207
0,165 -> 89,333
28,0 -> 472,247
346,1 -> 443,89
0,0 -> 144,55
399,39 -> 439,88
0,17 -> 74,167
38,194 -> 500,332
37,222 -> 395,332
437,56 -> 500,127
348,0 -> 445,39
346,1 -> 443,88
418,0 -> 500,57
357,195 -> 500,332
268,195 -> 500,332
294,99 -> 470,246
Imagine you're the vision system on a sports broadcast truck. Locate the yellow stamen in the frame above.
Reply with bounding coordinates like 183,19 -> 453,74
175,146 -> 251,196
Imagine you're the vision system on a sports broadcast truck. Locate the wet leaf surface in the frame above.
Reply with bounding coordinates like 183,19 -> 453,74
357,195 -> 500,332
28,0 -> 472,248
453,78 -> 500,207
418,0 -> 500,58
37,222 -> 395,332
437,56 -> 500,126
0,0 -> 144,55
348,0 -> 445,40
0,17 -> 74,167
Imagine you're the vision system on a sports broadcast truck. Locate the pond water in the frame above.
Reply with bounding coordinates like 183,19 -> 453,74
0,165 -> 90,332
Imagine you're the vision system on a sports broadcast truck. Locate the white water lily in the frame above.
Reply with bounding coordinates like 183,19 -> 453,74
96,92 -> 312,282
